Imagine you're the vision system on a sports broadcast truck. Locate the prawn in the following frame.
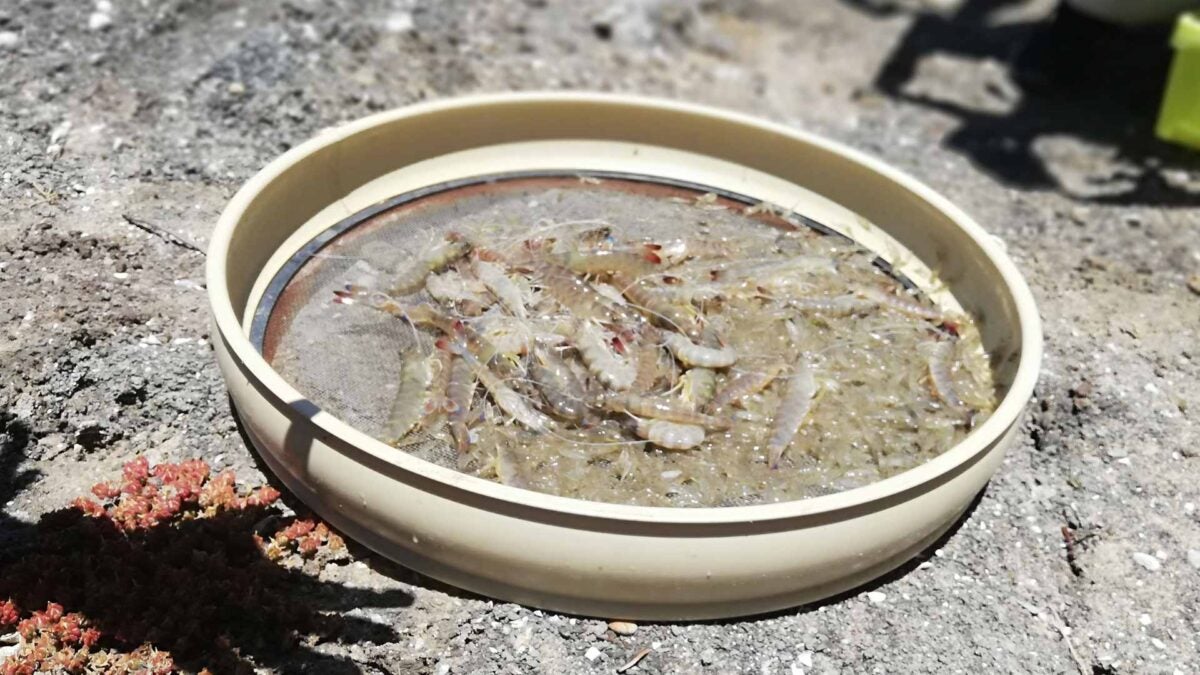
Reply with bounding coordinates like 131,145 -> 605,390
444,353 -> 476,453
678,367 -> 717,409
472,257 -> 528,319
388,232 -> 471,296
383,351 -> 439,443
560,247 -> 662,278
635,419 -> 706,451
927,340 -> 964,409
611,272 -> 702,338
443,338 -> 554,433
663,333 -> 737,369
573,319 -> 638,391
529,346 -> 589,422
631,344 -> 666,393
646,237 -> 735,265
767,362 -> 820,468
372,301 -> 502,365
537,262 -> 642,326
785,295 -> 875,316
474,313 -> 533,357
602,392 -> 732,431
426,269 -> 490,306
418,348 -> 453,430
494,447 -> 528,487
857,286 -> 943,321
708,362 -> 784,410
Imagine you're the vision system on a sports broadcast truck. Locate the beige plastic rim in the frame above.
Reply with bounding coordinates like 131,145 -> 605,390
208,93 -> 1042,620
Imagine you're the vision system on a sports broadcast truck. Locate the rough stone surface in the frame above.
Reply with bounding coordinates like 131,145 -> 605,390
1,0 -> 1198,672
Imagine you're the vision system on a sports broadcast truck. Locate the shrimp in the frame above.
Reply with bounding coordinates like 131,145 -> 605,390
679,367 -> 717,409
426,269 -> 490,306
857,286 -> 943,321
635,419 -> 706,451
537,262 -> 642,326
602,392 -> 732,431
475,313 -> 533,357
494,447 -> 528,487
657,280 -> 726,304
927,340 -> 964,409
444,339 -> 554,433
611,273 -> 702,338
647,237 -> 735,265
663,333 -> 737,368
708,362 -> 784,410
418,348 -> 453,429
561,247 -> 662,278
786,295 -> 875,316
372,301 -> 501,364
529,346 -> 588,422
631,344 -> 665,393
473,258 -> 527,319
383,351 -> 439,443
768,362 -> 819,468
573,319 -> 637,391
388,233 -> 470,296
444,353 -> 476,453
751,257 -> 838,287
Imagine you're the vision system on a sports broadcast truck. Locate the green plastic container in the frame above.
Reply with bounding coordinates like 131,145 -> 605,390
1157,12 -> 1200,149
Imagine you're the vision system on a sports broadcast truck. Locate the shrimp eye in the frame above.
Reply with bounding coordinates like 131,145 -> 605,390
611,336 -> 627,355
435,337 -> 450,351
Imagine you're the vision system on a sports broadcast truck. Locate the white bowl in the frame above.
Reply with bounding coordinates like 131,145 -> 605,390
208,93 -> 1042,620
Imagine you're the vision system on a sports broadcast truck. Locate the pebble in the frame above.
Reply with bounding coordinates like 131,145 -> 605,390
1138,613 -> 1152,626
227,81 -> 246,96
0,31 -> 18,50
385,11 -> 415,33
1189,274 -> 1200,296
797,651 -> 814,668
1187,549 -> 1200,569
866,591 -> 887,604
1151,638 -> 1166,650
88,11 -> 112,31
584,646 -> 602,662
1132,552 -> 1161,572
608,621 -> 637,635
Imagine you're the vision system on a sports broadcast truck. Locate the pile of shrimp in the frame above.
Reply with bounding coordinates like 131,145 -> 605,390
332,213 -> 996,507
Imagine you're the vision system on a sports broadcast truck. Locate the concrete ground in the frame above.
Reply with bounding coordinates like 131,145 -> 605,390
2,0 -> 1198,672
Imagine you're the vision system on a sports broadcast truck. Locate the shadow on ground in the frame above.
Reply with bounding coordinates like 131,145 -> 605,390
0,409 -> 411,674
843,0 -> 1200,206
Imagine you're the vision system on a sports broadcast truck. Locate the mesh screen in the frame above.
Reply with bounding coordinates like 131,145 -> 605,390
256,173 -> 918,482
257,173 -> 845,471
